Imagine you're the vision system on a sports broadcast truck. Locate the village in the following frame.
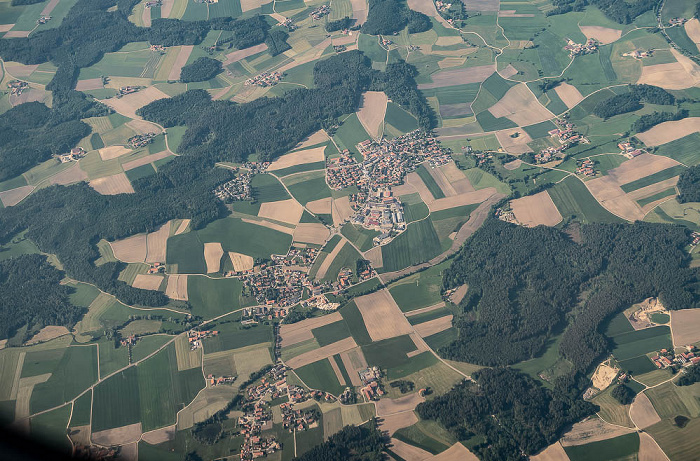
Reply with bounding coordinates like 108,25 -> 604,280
213,168 -> 254,202
564,37 -> 599,57
533,117 -> 589,164
309,4 -> 330,20
56,147 -> 86,163
7,80 -> 28,96
127,132 -> 157,149
245,71 -> 283,87
651,345 -> 700,369
350,188 -> 406,245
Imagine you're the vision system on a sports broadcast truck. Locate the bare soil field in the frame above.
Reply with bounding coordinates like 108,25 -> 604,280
132,274 -> 163,290
49,163 -> 87,186
75,78 -> 105,91
268,146 -> 326,171
25,326 -> 69,345
258,199 -> 304,225
686,18 -> 700,50
142,6 -> 151,27
638,48 -> 700,89
41,0 -> 60,15
670,308 -> 700,346
240,0 -> 263,12
4,62 -> 38,78
414,315 -> 453,337
428,165 -> 457,196
123,151 -> 172,171
498,10 -> 534,17
585,176 -> 644,221
378,412 -> 418,436
92,422 -> 142,446
339,347 -> 368,386
407,332 -> 430,357
223,43 -> 268,65
561,417 -> 635,446
407,171 -> 436,204
629,393 -> 661,429
579,25 -> 622,44
349,0 -> 368,23
503,159 -> 523,170
510,191 -> 563,227
315,238 -> 347,280
293,223 -> 330,245
240,217 -> 295,235
591,362 -> 618,391
141,425 -> 175,445
429,188 -> 497,212
500,64 -> 519,78
160,0 -> 175,17
332,196 -> 355,226
229,252 -> 254,272
4,31 -> 31,38
10,87 -> 48,106
638,432 -> 667,461
168,45 -> 194,81
530,442 -> 570,461
354,290 -> 413,342
89,173 -> 135,195
433,443 -> 480,461
203,242 -> 224,273
438,57 -> 467,69
280,312 -> 343,347
110,234 -> 147,263
364,245 -> 383,269
165,274 -> 188,300
292,130 -> 329,151
146,221 -> 170,263
0,185 -> 34,207
376,392 -> 425,416
174,219 -> 190,235
103,86 -> 171,119
357,91 -> 388,139
605,153 -> 679,185
489,84 -> 554,126
418,64 -> 494,89
307,197 -> 333,215
495,127 -> 534,154
439,161 -> 473,193
554,82 -> 585,109
636,117 -> 700,147
389,438 -> 432,460
0,25 -> 13,33
286,336 -> 357,368
627,177 -> 678,211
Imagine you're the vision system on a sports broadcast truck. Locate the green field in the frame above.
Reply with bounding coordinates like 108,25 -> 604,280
523,120 -> 557,139
341,224 -> 379,252
98,339 -> 130,378
30,405 -> 72,455
312,321 -> 352,347
197,217 -> 292,260
284,172 -> 333,205
70,390 -> 92,427
251,173 -> 290,202
388,261 -> 447,312
333,114 -> 372,159
393,420 -> 455,454
295,358 -> 345,395
188,275 -> 247,319
360,335 -> 436,379
321,242 -> 362,283
203,324 -> 273,354
648,416 -> 700,461
637,187 -> 677,207
564,432 -> 639,461
380,218 -> 442,272
166,231 -> 206,274
610,326 -> 672,361
416,165 -> 445,199
549,176 -> 624,223
92,366 -> 142,431
620,165 -> 686,193
384,102 -> 419,134
339,301 -> 373,346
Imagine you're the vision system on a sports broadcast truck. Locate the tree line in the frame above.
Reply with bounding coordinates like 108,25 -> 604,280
593,84 -> 675,119
631,109 -> 688,133
292,420 -> 385,461
677,165 -> 700,203
547,0 -> 655,23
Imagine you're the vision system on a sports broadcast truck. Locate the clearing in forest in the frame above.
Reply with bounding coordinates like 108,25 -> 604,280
356,91 -> 388,140
89,173 -> 135,195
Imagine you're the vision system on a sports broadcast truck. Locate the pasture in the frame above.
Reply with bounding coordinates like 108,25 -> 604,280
380,218 -> 442,272
563,432 -> 639,461
388,261 -> 446,312
610,326 -> 672,362
187,276 -> 245,320
548,176 -> 624,224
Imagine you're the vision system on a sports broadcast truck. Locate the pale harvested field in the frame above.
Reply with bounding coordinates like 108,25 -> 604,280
126,119 -> 161,136
240,0 -> 263,12
418,64 -> 494,89
561,417 -> 635,446
390,437 -> 432,460
89,173 -> 135,195
406,0 -> 451,27
439,161 -> 473,193
332,196 -> 355,226
530,442 -> 570,461
357,91 -> 388,140
554,82 -> 585,109
637,48 -> 700,89
280,312 -> 343,347
489,84 -> 554,126
328,357 -> 347,385
498,10 -> 534,17
364,245 -> 383,268
433,443 -> 480,461
286,337 -> 357,369
511,191 -> 563,227
132,274 -> 164,290
15,373 -> 51,419
406,171 -> 435,204
626,177 -> 678,210
636,117 -> 700,147
229,252 -> 254,272
500,64 -> 518,79
376,392 -> 425,416
414,315 -> 452,337
10,87 -> 48,106
339,347 -> 368,386
160,0 -> 175,17
638,432 -> 667,461
438,57 -> 466,69
292,129 -> 329,151
407,332 -> 430,357
168,45 -> 193,81
670,308 -> 700,346
0,24 -> 13,33
175,334 -> 201,371
503,159 -> 522,170
124,151 -> 172,172
75,78 -> 104,91
176,386 -> 235,430
591,363 -> 618,391
268,146 -> 325,171
110,234 -> 147,263
7,351 -> 25,401
0,185 -> 34,207
240,217 -> 295,235
204,242 -> 224,273
103,86 -> 170,119
258,198 -> 304,225
630,393 -> 661,429
104,77 -> 153,90
141,425 -> 175,445
145,221 -> 169,263
605,153 -> 679,185
495,127 -> 534,154
41,0 -> 60,15
92,422 -> 142,446
379,412 -> 418,436
307,197 -> 333,215
98,146 -> 131,162
49,163 -> 88,186
685,18 -> 700,50
429,188 -> 497,212
349,0 -> 368,23
406,302 -> 445,317
579,25 -> 622,44
4,31 -> 30,38
293,223 -> 330,245
174,219 -> 190,235
223,43 -> 268,65
355,289 -> 413,342
25,326 -> 70,345
315,238 -> 347,280
428,165 -> 457,196
435,36 -> 463,46
142,6 -> 151,27
585,176 -> 644,221
165,274 -> 188,300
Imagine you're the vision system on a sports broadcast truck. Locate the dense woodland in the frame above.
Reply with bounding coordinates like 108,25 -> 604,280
179,57 -> 224,83
676,165 -> 700,203
265,29 -> 291,56
292,421 -> 385,461
361,0 -> 431,35
611,384 -> 636,404
416,368 -> 595,461
326,17 -> 354,32
547,0 -> 655,23
593,84 -> 675,119
632,109 -> 688,133
678,364 -> 700,386
0,254 -> 84,341
442,219 -> 699,372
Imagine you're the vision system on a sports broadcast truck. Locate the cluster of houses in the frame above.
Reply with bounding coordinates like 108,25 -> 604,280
281,18 -> 297,31
119,334 -> 137,347
127,132 -> 156,149
691,231 -> 700,246
350,188 -> 406,245
548,118 -> 589,148
207,374 -> 235,386
564,38 -> 598,57
435,0 -> 453,13
358,366 -> 384,401
56,147 -> 86,163
146,262 -> 165,274
309,4 -> 330,20
116,86 -> 141,98
669,17 -> 687,26
333,44 -> 347,53
145,0 -> 162,7
534,146 -> 560,164
468,149 -> 493,167
239,263 -> 310,308
576,158 -> 596,177
623,49 -> 653,59
188,329 -> 218,350
7,80 -> 28,96
149,44 -> 166,52
36,15 -> 51,25
213,170 -> 253,202
245,71 -> 283,87
280,403 -> 320,433
241,305 -> 288,324
651,345 -> 700,369
495,206 -> 516,223
618,141 -> 645,159
380,38 -> 393,48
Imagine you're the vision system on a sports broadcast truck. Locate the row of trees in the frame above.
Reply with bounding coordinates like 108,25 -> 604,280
677,165 -> 700,203
546,0 -> 655,24
361,0 -> 431,35
593,84 -> 675,119
631,109 -> 688,133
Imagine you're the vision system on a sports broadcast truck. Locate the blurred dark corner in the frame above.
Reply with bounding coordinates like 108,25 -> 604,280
0,427 -> 75,461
